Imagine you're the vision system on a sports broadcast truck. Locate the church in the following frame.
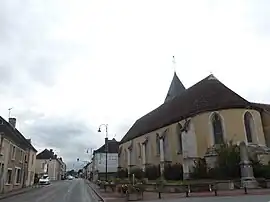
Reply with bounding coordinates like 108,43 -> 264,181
118,72 -> 270,179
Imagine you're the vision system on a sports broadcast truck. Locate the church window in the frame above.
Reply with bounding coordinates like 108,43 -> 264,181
137,143 -> 141,158
177,124 -> 182,153
156,134 -> 160,155
124,149 -> 128,163
211,113 -> 224,144
244,112 -> 255,143
163,133 -> 169,161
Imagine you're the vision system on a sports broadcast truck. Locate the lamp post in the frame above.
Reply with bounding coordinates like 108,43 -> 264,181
98,124 -> 108,181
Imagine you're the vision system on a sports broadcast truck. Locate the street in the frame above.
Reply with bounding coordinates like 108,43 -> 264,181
144,195 -> 270,202
1,179 -> 98,202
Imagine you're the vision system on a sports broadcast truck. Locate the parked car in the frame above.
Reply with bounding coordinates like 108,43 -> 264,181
39,174 -> 50,185
67,175 -> 74,180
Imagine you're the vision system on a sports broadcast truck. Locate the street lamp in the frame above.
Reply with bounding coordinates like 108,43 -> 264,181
98,124 -> 108,181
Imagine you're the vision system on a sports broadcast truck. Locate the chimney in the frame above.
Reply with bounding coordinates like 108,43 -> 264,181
9,118 -> 16,128
60,157 -> 62,161
49,149 -> 53,153
54,154 -> 57,159
27,139 -> 31,144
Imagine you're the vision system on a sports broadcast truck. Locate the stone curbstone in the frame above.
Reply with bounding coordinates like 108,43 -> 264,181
85,180 -> 105,202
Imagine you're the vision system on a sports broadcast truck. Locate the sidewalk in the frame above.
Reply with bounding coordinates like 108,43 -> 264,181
137,189 -> 270,201
86,181 -> 126,202
0,184 -> 43,200
86,181 -> 270,202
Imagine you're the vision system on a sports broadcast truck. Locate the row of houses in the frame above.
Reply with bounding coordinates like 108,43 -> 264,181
35,149 -> 66,181
84,72 -> 270,181
0,117 -> 37,193
0,116 -> 66,193
82,138 -> 120,181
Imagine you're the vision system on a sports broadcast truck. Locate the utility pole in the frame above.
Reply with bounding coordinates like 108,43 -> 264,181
98,124 -> 109,181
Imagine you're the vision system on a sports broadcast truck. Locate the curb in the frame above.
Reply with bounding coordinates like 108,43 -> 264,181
85,181 -> 105,202
0,185 -> 43,200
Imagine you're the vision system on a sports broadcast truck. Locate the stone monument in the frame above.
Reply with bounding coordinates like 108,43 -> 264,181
239,141 -> 257,188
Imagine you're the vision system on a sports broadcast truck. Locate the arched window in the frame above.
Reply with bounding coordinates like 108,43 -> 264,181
137,143 -> 142,158
156,134 -> 160,155
124,149 -> 128,163
244,112 -> 255,143
176,124 -> 182,153
211,113 -> 224,144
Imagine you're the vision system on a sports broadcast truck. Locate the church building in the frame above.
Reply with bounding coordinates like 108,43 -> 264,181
118,72 -> 270,179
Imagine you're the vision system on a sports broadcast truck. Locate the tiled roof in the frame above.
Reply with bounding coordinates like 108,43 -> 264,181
164,72 -> 186,103
0,117 -> 37,152
94,138 -> 119,154
251,103 -> 270,112
36,149 -> 57,160
121,74 -> 255,144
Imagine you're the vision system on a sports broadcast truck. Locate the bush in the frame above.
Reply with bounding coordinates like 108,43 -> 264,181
214,142 -> 241,179
252,160 -> 270,179
164,163 -> 183,180
190,142 -> 241,180
190,158 -> 208,179
130,167 -> 145,179
145,164 -> 160,180
117,167 -> 128,179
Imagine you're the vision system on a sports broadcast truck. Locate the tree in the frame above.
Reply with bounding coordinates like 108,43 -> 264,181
213,141 -> 241,179
191,141 -> 241,180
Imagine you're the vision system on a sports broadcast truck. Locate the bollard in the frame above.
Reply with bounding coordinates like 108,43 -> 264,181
185,190 -> 189,197
213,183 -> 217,196
158,191 -> 161,199
185,185 -> 189,197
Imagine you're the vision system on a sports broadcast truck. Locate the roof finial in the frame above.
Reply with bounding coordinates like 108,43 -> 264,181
172,56 -> 176,72
8,107 -> 13,118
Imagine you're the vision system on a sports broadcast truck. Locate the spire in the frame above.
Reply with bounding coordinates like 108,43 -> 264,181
164,72 -> 186,103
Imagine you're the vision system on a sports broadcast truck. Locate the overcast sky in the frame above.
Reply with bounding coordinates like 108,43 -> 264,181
1,0 -> 270,169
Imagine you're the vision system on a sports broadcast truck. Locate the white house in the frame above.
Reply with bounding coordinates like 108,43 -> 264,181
92,138 -> 119,181
35,149 -> 65,181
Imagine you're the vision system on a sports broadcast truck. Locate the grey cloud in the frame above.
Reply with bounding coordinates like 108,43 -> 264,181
0,1 -> 81,93
247,1 -> 270,36
18,113 -> 98,169
113,120 -> 134,140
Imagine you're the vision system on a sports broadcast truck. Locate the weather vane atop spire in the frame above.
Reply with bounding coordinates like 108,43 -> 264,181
172,56 -> 176,72
8,107 -> 13,118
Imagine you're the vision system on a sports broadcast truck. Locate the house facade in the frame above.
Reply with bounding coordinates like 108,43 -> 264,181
119,73 -> 270,179
24,139 -> 37,187
83,162 -> 92,180
35,149 -> 65,181
59,157 -> 66,179
0,118 -> 37,193
92,138 -> 119,181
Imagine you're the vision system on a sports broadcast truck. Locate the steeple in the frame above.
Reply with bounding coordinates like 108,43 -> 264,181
164,72 -> 186,103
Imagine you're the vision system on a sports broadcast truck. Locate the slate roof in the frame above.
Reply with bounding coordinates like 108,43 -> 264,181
164,72 -> 186,103
121,74 -> 256,144
94,138 -> 119,154
36,149 -> 57,160
251,103 -> 270,112
0,117 -> 37,152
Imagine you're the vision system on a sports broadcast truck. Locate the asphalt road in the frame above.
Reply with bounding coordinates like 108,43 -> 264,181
145,195 -> 270,202
1,179 -> 98,202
